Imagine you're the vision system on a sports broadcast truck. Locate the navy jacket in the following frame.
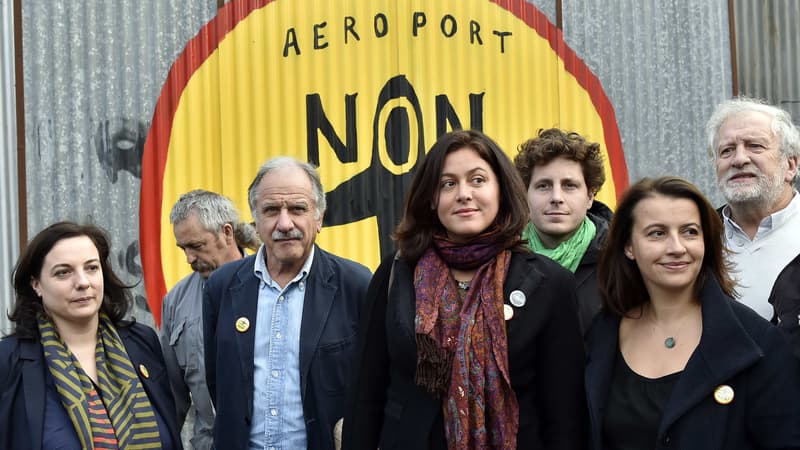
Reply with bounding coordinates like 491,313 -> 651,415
585,277 -> 800,449
203,245 -> 371,450
0,322 -> 182,450
344,251 -> 586,450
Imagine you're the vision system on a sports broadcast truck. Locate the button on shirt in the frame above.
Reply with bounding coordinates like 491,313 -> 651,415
722,191 -> 800,319
249,246 -> 313,450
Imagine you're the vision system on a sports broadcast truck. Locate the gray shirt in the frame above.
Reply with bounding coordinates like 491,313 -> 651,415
160,271 -> 214,450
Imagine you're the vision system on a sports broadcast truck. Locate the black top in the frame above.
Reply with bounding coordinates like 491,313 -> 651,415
603,349 -> 680,450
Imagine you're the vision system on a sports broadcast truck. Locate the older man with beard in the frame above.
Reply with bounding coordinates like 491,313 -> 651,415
706,97 -> 800,356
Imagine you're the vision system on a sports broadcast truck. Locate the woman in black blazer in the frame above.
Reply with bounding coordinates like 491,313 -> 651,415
0,221 -> 181,450
343,130 -> 586,450
586,177 -> 800,449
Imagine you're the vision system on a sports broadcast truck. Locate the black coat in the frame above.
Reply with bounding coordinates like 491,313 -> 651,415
343,251 -> 586,450
0,322 -> 182,450
574,201 -> 611,335
585,277 -> 800,449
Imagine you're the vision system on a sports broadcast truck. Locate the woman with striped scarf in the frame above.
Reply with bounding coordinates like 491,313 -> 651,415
1,221 -> 181,449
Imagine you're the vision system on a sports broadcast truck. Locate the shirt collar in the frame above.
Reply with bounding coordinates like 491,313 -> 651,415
722,190 -> 800,236
253,243 -> 315,286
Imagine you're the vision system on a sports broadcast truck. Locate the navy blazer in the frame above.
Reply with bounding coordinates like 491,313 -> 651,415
0,322 -> 182,450
203,245 -> 371,450
344,251 -> 587,450
585,277 -> 800,449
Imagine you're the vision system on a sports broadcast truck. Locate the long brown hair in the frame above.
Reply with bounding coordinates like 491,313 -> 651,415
598,176 -> 737,316
394,130 -> 530,263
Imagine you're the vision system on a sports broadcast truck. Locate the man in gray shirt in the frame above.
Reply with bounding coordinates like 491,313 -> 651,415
160,189 -> 255,449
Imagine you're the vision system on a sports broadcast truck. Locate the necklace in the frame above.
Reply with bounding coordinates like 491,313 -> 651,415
457,280 -> 470,291
645,303 -> 700,350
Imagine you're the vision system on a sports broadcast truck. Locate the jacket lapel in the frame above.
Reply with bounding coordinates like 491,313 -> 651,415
230,259 -> 260,405
21,339 -> 46,450
503,253 -> 543,342
659,278 -> 762,433
299,246 -> 336,396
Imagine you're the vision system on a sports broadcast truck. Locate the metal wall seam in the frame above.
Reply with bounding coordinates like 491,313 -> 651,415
0,0 -> 19,335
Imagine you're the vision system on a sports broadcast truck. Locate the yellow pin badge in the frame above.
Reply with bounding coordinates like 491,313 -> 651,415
235,317 -> 251,333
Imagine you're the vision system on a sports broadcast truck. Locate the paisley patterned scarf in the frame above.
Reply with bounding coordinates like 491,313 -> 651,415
38,312 -> 162,449
414,230 -> 519,449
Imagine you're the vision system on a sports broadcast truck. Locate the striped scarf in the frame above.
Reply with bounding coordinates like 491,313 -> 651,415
38,313 -> 162,449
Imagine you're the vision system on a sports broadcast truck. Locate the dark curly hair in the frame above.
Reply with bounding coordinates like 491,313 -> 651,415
394,129 -> 530,263
598,177 -> 737,317
8,221 -> 133,338
514,128 -> 606,193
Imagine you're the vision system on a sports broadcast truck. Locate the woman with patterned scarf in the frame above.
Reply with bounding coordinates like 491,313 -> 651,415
344,130 -> 587,450
0,221 -> 182,449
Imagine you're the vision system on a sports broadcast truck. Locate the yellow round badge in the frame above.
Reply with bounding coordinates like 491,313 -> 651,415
235,317 -> 251,333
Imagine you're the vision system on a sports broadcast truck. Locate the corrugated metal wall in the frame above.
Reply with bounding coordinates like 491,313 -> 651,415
19,1 -> 218,327
560,0 -> 733,207
734,0 -> 800,125
0,0 -> 19,335
12,0 -> 790,331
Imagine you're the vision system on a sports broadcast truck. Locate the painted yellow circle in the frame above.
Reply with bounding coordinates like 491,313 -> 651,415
159,0 -> 620,290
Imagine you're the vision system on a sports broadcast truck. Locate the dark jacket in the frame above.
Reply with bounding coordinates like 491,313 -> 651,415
343,251 -> 587,450
585,277 -> 800,450
203,245 -> 371,450
0,322 -> 182,450
769,252 -> 800,359
574,201 -> 612,334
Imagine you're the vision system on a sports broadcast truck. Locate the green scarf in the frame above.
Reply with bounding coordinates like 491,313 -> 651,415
523,217 -> 596,272
38,312 -> 162,449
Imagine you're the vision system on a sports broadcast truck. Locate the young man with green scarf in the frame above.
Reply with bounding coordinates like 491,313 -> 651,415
515,128 -> 612,334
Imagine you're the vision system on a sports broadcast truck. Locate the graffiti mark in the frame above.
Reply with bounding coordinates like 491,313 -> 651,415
94,118 -> 147,182
116,239 -> 148,312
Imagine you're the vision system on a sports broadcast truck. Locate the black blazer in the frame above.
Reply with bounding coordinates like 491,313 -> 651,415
203,245 -> 371,450
0,322 -> 182,450
343,251 -> 587,450
585,277 -> 800,449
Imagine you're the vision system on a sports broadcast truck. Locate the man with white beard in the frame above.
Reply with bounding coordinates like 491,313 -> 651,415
706,97 -> 800,356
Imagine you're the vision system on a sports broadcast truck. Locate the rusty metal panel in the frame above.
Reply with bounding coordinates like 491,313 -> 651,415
0,0 -> 18,335
561,0 -> 733,206
734,0 -> 800,125
21,0 -> 219,325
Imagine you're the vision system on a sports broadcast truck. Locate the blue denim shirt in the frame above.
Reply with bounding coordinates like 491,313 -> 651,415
249,246 -> 313,450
